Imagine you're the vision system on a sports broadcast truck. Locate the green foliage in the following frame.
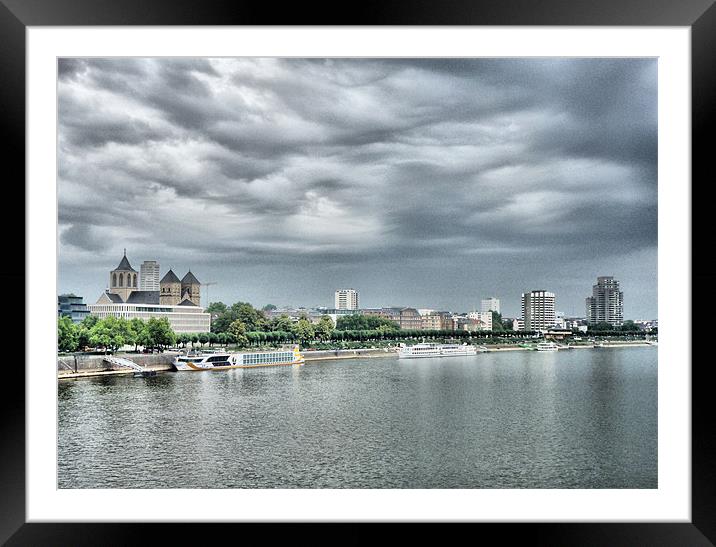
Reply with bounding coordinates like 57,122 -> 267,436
491,311 -> 504,332
619,320 -> 640,332
269,314 -> 294,332
206,302 -> 228,315
211,301 -> 268,333
335,314 -> 399,331
589,322 -> 615,332
58,316 -> 79,352
292,318 -> 315,343
262,304 -> 277,311
89,316 -> 132,352
314,315 -> 334,341
145,317 -> 176,349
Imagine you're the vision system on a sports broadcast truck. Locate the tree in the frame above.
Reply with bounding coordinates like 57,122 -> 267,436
80,315 -> 99,329
620,320 -> 640,332
207,302 -> 228,315
292,318 -> 315,344
262,304 -> 277,312
336,315 -> 398,331
58,316 -> 79,352
89,316 -> 131,353
589,322 -> 614,332
491,311 -> 504,332
315,315 -> 334,341
228,319 -> 249,347
146,317 -> 176,350
269,314 -> 294,332
129,318 -> 147,351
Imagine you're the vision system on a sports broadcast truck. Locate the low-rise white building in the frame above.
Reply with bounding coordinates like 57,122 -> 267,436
89,292 -> 210,333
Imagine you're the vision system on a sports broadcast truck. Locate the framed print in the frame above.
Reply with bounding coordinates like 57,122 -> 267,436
5,0 -> 714,544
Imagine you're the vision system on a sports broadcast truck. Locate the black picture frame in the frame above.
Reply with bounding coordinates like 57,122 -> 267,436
5,0 -> 713,544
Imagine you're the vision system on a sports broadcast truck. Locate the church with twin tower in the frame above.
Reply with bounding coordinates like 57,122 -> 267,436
105,249 -> 201,306
89,250 -> 211,333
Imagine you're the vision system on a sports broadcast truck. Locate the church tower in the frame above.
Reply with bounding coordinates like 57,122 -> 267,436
180,271 -> 201,306
159,269 -> 182,305
108,249 -> 137,302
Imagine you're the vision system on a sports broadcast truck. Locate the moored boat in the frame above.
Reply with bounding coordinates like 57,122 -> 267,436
536,341 -> 560,351
173,345 -> 304,371
397,343 -> 479,359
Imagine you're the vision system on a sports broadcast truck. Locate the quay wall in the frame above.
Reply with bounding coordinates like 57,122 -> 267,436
58,342 -> 653,378
58,353 -> 178,378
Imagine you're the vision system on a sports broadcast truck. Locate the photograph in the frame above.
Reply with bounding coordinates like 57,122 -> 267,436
56,56 -> 659,490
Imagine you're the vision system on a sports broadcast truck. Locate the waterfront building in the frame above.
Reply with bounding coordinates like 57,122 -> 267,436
420,311 -> 453,331
467,311 -> 493,330
521,290 -> 556,332
91,251 -> 210,333
586,276 -> 624,326
480,297 -> 500,314
362,307 -> 422,330
453,315 -> 488,332
139,260 -> 160,291
334,289 -> 359,310
58,294 -> 90,323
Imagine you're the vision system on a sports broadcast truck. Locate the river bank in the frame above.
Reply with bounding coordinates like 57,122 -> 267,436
57,341 -> 655,379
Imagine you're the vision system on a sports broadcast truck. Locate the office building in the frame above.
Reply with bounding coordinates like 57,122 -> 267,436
480,297 -> 500,314
334,289 -> 359,310
58,294 -> 90,323
139,260 -> 160,291
521,290 -> 556,332
585,276 -> 624,326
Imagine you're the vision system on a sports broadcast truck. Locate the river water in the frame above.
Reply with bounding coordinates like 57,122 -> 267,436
58,346 -> 657,489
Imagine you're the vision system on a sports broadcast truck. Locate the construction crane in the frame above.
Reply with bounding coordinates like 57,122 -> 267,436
202,282 -> 218,308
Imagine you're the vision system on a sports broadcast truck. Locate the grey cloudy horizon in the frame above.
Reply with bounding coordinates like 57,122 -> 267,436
58,57 -> 657,318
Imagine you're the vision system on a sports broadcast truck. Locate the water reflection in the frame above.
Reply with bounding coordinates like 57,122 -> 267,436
58,347 -> 657,489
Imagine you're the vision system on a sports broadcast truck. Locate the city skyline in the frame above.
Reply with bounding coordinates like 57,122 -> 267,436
58,58 -> 657,318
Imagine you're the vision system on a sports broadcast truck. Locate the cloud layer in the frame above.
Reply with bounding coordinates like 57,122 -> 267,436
58,58 -> 657,317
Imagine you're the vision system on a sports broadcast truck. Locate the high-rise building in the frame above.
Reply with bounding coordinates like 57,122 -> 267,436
521,290 -> 556,332
139,260 -> 160,291
586,276 -> 624,326
334,289 -> 359,310
480,297 -> 500,314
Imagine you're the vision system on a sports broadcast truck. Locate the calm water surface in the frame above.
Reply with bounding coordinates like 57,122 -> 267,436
58,346 -> 657,488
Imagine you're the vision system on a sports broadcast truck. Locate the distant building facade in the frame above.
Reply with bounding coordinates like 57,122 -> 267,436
334,289 -> 359,310
419,310 -> 453,331
58,294 -> 90,323
586,276 -> 624,326
90,251 -> 210,333
362,307 -> 421,330
139,260 -> 160,291
480,297 -> 500,314
521,290 -> 556,332
467,311 -> 493,330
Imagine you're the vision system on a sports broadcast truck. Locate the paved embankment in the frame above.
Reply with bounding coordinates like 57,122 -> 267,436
58,353 -> 178,379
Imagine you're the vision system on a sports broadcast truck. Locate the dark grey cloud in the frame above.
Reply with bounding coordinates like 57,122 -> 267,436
58,57 -> 658,318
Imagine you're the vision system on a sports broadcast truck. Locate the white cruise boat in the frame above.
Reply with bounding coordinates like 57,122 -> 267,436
173,345 -> 304,371
536,341 -> 560,351
397,343 -> 479,359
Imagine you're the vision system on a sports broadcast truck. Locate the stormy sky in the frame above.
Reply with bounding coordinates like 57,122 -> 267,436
57,57 -> 657,318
